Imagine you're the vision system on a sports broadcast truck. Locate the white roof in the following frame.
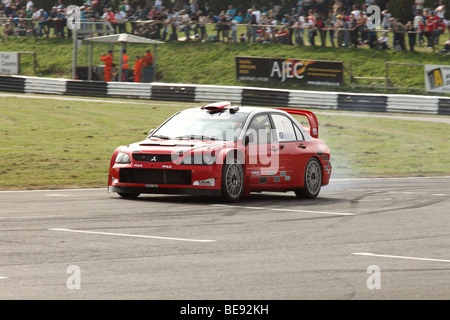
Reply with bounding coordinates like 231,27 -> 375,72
85,33 -> 164,45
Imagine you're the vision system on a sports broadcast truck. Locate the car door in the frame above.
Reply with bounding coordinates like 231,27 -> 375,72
270,113 -> 310,187
244,113 -> 279,188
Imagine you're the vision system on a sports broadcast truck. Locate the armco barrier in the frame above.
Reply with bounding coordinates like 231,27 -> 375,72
107,82 -> 151,99
66,80 -> 108,97
338,94 -> 387,113
242,88 -> 290,107
150,83 -> 196,102
387,95 -> 439,114
194,84 -> 243,104
289,90 -> 338,109
0,75 -> 25,93
25,77 -> 66,95
437,98 -> 450,115
0,75 -> 449,116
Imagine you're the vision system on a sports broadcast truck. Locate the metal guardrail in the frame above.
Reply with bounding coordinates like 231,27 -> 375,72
0,75 -> 449,115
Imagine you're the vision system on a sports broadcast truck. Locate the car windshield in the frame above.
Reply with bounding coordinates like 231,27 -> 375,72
151,109 -> 248,141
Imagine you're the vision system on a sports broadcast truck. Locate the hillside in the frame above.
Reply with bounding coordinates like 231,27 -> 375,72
1,35 -> 450,95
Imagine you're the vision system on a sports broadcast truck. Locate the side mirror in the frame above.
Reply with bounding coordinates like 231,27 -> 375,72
148,129 -> 155,137
245,132 -> 255,145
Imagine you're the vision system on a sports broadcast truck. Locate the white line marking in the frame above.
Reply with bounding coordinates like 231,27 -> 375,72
0,215 -> 63,220
352,252 -> 450,263
49,228 -> 216,243
0,276 -> 7,279
212,204 -> 354,216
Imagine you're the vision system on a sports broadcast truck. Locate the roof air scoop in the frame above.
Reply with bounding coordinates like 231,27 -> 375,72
202,101 -> 231,112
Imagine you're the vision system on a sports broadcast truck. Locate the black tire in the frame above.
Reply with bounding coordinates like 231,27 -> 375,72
221,159 -> 244,202
118,192 -> 140,199
295,157 -> 322,199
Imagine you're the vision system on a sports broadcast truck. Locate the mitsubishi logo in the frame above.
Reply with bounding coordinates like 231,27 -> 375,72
150,156 -> 157,162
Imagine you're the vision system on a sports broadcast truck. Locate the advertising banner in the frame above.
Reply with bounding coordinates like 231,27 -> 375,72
0,52 -> 19,75
236,56 -> 343,86
424,65 -> 450,93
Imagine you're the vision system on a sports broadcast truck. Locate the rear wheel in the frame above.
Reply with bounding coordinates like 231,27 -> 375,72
221,159 -> 244,202
295,157 -> 322,199
118,192 -> 140,199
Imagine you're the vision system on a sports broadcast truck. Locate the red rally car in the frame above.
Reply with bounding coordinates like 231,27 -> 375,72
108,102 -> 332,202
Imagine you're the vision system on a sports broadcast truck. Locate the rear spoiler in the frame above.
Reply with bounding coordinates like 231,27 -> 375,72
277,108 -> 319,139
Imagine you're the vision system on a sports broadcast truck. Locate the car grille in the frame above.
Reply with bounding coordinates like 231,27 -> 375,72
119,168 -> 191,185
132,154 -> 175,162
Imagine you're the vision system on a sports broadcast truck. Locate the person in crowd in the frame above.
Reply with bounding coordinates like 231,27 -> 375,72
54,7 -> 65,38
331,0 -> 343,21
179,9 -> 191,41
439,36 -> 450,53
434,18 -> 445,45
1,1 -> 447,56
198,10 -> 208,40
414,10 -> 425,45
389,17 -> 406,51
275,25 -> 289,44
376,31 -> 389,49
37,8 -> 49,37
424,16 -> 436,49
306,9 -> 316,46
381,9 -> 391,30
334,14 -> 346,48
405,21 -> 417,51
294,13 -> 305,45
115,7 -> 127,33
100,50 -> 114,82
258,27 -> 272,44
413,0 -> 425,16
435,1 -> 445,20
102,7 -> 116,34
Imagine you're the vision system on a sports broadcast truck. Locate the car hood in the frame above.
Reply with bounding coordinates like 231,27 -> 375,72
124,138 -> 235,155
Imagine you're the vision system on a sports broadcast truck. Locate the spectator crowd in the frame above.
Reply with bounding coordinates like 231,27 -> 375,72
1,0 -> 450,53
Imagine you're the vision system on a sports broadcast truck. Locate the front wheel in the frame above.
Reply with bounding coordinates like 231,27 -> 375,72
221,160 -> 244,202
295,157 -> 322,199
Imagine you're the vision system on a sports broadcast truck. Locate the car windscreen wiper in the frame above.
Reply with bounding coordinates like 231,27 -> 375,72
151,134 -> 171,140
175,135 -> 219,141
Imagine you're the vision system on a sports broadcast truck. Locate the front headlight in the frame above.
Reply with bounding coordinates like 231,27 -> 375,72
115,152 -> 131,164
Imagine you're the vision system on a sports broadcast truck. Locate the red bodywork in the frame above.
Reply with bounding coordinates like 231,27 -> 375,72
108,105 -> 331,200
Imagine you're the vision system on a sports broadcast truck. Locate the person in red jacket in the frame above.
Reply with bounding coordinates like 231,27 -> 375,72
425,17 -> 436,49
134,55 -> 143,82
100,50 -> 114,82
122,50 -> 129,81
142,50 -> 154,67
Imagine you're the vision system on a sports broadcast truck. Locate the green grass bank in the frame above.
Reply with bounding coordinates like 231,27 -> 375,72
2,35 -> 450,95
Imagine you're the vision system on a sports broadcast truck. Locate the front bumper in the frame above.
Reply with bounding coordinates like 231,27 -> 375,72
108,185 -> 221,197
108,164 -> 222,197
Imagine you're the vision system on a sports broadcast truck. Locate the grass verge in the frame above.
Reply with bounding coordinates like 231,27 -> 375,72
0,95 -> 448,190
1,33 -> 450,95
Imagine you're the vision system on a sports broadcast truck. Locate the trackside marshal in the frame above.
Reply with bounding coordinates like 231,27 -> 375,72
0,52 -> 19,75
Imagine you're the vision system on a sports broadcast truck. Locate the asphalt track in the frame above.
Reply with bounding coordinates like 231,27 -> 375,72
0,176 -> 449,300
